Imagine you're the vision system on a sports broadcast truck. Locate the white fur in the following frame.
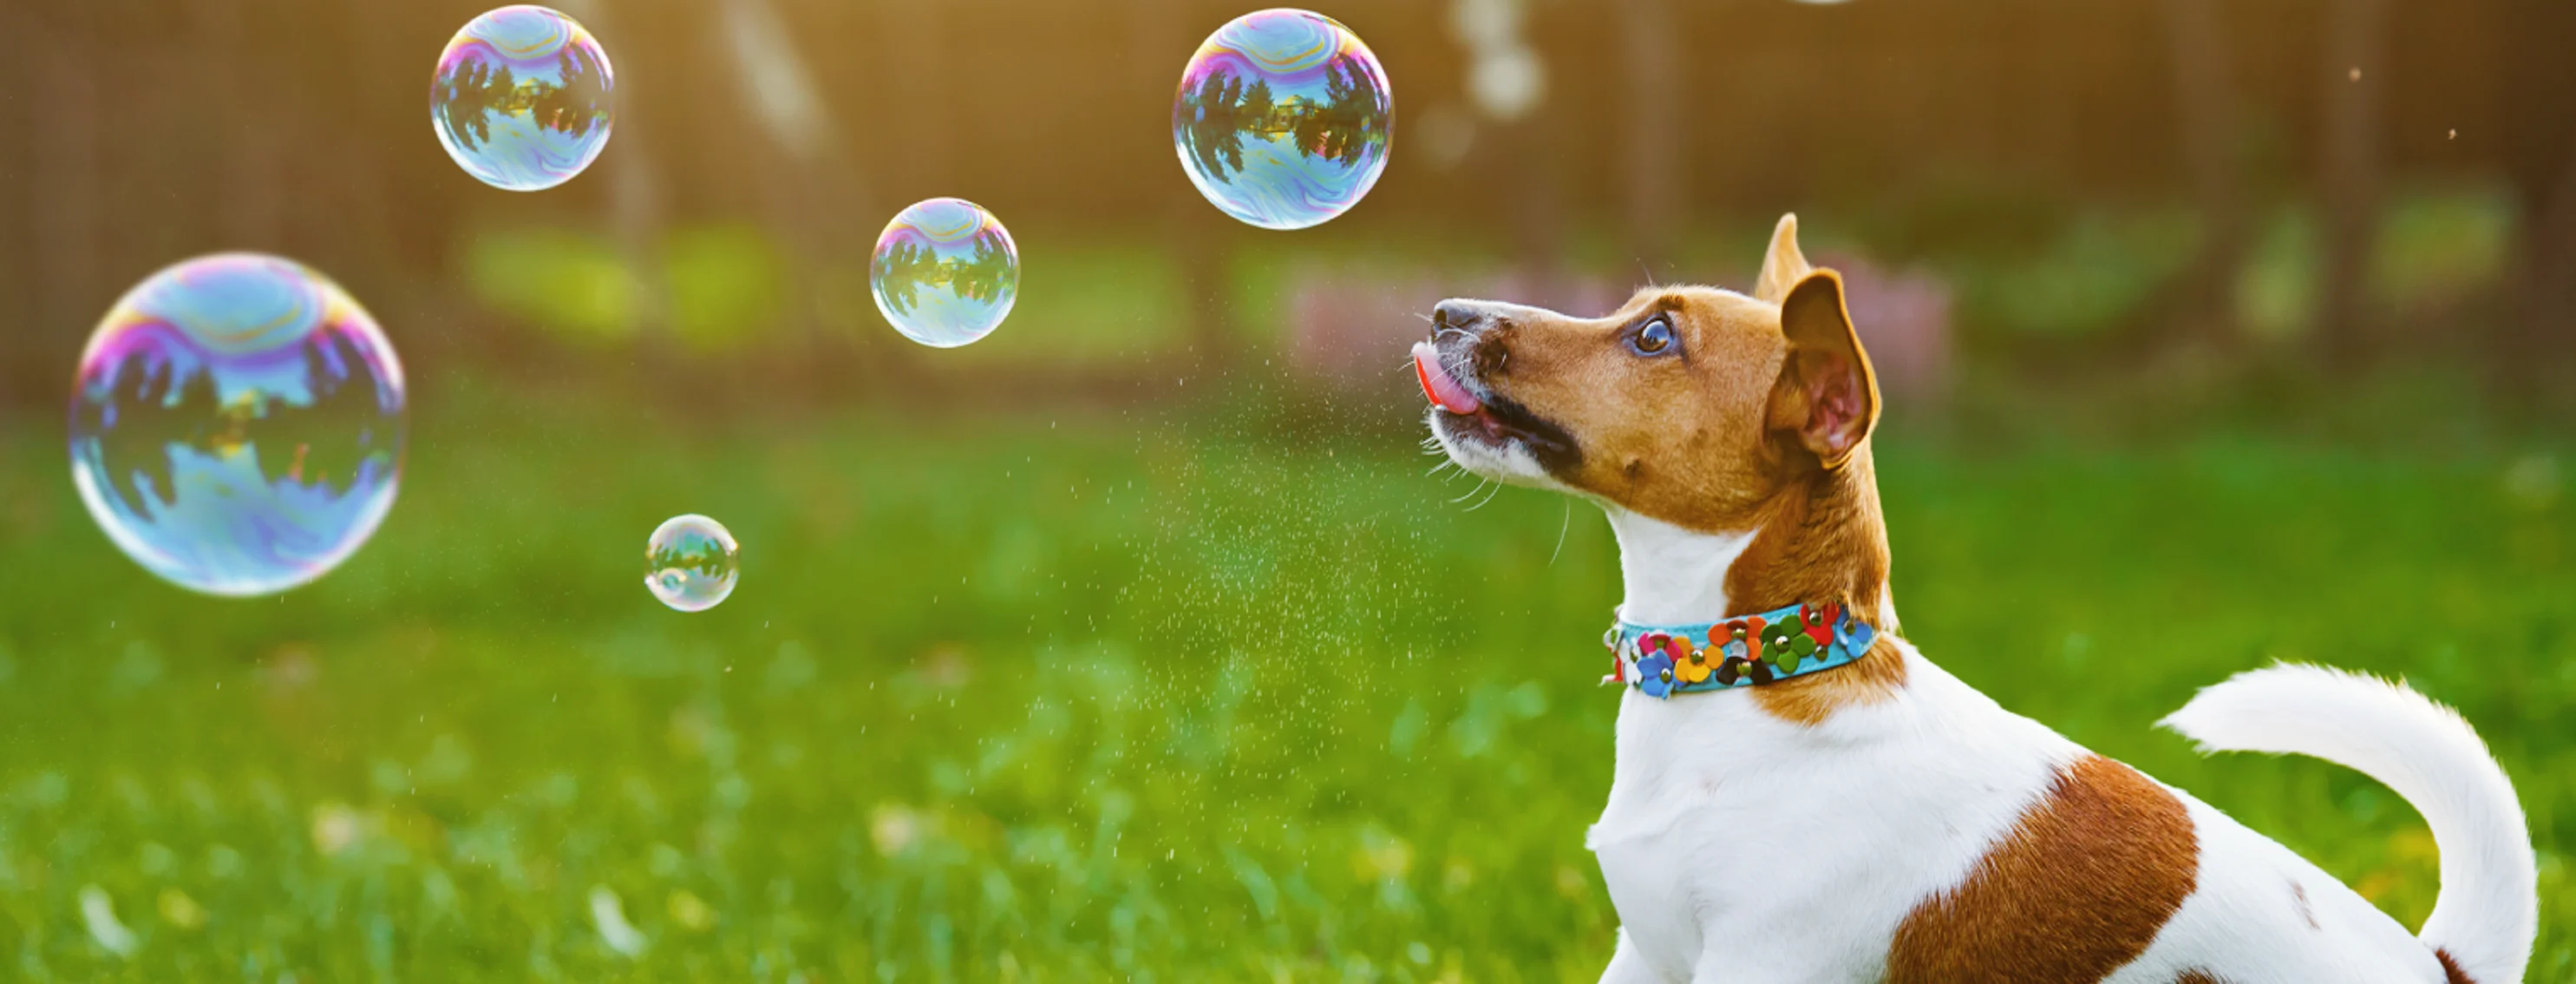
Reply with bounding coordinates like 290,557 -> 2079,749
1591,634 -> 2091,981
1587,517 -> 2504,983
2161,665 -> 2536,982
2103,791 -> 2448,981
1586,514 -> 2076,981
1605,508 -> 1753,625
1425,406 -> 1566,492
1437,436 -> 2523,982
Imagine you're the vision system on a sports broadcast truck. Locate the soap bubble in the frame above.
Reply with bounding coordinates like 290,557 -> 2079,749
646,515 -> 738,613
432,5 -> 615,192
870,198 -> 1020,348
69,254 -> 406,596
1174,9 -> 1393,230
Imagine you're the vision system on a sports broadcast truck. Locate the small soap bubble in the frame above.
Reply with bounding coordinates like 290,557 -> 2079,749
432,5 -> 615,192
69,254 -> 407,596
870,198 -> 1020,348
1174,9 -> 1393,230
646,515 -> 738,613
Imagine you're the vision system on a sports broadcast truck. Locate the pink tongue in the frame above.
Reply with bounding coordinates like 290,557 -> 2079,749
1412,341 -> 1483,416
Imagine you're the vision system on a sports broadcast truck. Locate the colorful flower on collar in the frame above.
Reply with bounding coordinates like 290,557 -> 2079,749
1638,632 -> 1712,686
1673,644 -> 1715,685
1760,616 -> 1820,672
1637,632 -> 1687,662
1799,602 -> 1840,647
1635,647 -> 1677,699
1834,613 -> 1872,656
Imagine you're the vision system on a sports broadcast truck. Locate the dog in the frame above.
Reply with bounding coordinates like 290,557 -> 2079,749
1412,215 -> 2536,983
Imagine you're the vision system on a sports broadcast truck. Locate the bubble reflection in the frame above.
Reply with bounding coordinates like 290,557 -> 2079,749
69,253 -> 406,596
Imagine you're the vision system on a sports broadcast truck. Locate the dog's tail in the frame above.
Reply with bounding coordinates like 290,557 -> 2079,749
2160,663 -> 2534,984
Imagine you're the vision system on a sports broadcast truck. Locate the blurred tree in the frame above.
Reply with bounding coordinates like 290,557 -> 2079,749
2502,0 -> 2576,379
0,0 -> 2567,405
1131,0 -> 1237,370
1179,69 -> 1253,183
873,239 -> 936,317
2524,150 -> 2576,362
436,61 -> 515,154
952,230 -> 1017,305
28,6 -> 104,397
75,346 -> 219,520
530,46 -> 611,140
2318,0 -> 2392,363
2159,0 -> 2244,349
192,0 -> 284,253
1297,62 -> 1389,171
573,0 -> 673,356
0,0 -> 28,407
882,0 -> 953,177
1617,0 -> 1680,275
256,330 -> 401,496
1454,0 -> 1563,294
717,0 -> 873,368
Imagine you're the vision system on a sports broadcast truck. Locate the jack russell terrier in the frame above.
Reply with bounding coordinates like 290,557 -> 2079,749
1410,215 -> 2535,983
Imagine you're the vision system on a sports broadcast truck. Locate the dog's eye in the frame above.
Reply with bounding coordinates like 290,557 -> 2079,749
1629,316 -> 1677,357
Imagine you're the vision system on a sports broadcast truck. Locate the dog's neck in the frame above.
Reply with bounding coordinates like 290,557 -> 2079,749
1606,447 -> 1897,632
1606,511 -> 1757,626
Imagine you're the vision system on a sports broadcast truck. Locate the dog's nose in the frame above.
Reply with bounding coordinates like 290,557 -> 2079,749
1432,299 -> 1493,333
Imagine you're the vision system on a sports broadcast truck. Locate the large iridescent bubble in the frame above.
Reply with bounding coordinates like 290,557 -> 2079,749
432,5 -> 615,192
646,515 -> 739,613
870,198 -> 1021,348
69,254 -> 406,597
1174,9 -> 1393,230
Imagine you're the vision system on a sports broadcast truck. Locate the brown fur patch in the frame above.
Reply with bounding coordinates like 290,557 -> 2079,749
2290,878 -> 2319,930
1886,756 -> 2200,984
2435,948 -> 2476,984
1723,446 -> 1906,725
2174,972 -> 2234,984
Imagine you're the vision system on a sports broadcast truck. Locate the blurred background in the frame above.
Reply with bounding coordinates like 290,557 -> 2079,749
1,0 -> 2573,979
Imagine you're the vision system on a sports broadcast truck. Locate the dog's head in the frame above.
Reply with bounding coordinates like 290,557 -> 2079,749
1415,215 -> 1880,533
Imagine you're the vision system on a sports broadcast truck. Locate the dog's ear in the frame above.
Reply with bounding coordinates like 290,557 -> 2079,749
1769,269 -> 1879,469
1753,213 -> 1812,305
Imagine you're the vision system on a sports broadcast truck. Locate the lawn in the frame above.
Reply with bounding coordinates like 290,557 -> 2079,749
0,373 -> 2568,981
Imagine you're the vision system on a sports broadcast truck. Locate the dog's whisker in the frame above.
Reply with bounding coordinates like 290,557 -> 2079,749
1548,498 -> 1572,564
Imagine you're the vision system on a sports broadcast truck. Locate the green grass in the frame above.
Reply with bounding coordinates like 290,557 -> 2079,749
0,377 -> 2569,981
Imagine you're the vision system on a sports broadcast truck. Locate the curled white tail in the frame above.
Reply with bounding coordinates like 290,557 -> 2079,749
2160,664 -> 2534,984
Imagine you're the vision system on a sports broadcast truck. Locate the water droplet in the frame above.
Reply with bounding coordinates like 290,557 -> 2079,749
1174,9 -> 1392,229
69,254 -> 406,596
645,515 -> 739,612
870,198 -> 1019,347
432,5 -> 616,192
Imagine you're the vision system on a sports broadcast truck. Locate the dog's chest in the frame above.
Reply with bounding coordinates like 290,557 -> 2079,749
1585,657 -> 2080,977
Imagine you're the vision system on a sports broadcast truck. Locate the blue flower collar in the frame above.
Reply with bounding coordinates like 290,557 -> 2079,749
1603,600 -> 1879,699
